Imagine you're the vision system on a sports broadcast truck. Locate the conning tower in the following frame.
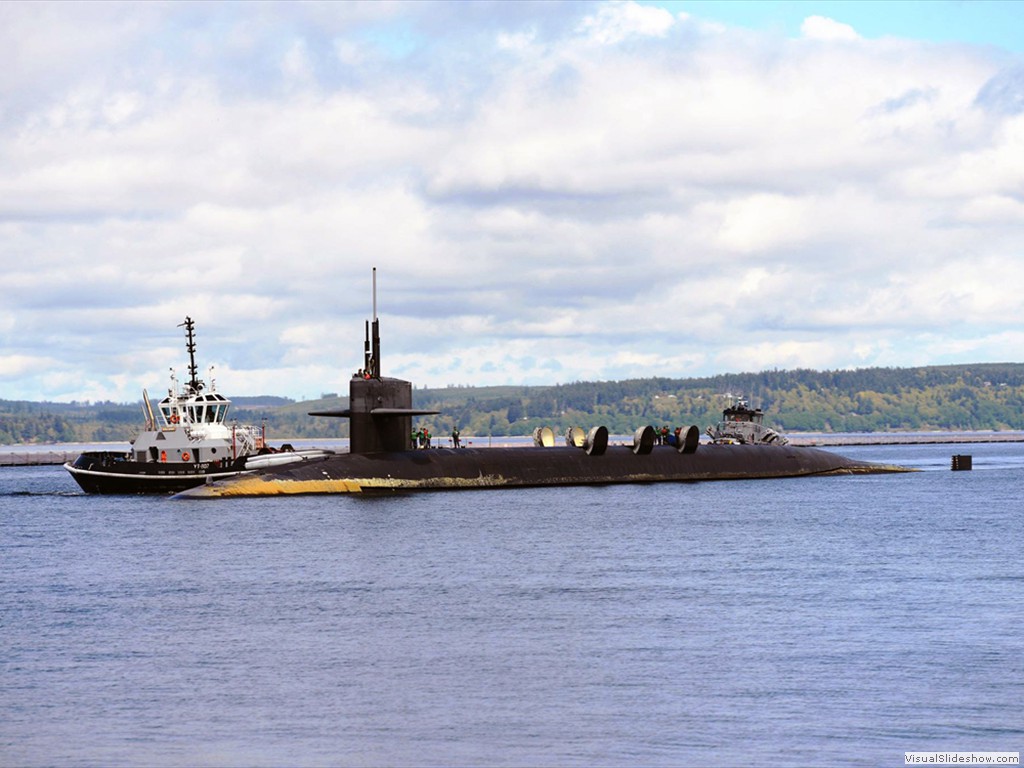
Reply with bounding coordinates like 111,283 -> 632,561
309,269 -> 437,454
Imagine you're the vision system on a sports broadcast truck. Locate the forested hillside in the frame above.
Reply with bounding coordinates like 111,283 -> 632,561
405,363 -> 1024,438
3,363 -> 1024,444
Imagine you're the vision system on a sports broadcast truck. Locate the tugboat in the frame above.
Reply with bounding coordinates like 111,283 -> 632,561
706,397 -> 789,445
65,317 -> 331,494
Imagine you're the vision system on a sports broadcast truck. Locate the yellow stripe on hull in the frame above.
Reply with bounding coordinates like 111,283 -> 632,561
181,476 -> 365,496
178,472 -> 522,497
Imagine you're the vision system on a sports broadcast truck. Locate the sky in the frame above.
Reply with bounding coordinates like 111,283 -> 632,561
1,0 -> 1023,403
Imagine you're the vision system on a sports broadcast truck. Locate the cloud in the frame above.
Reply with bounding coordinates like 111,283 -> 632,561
800,15 -> 860,42
576,1 -> 678,45
975,64 -> 1024,115
0,2 -> 1021,404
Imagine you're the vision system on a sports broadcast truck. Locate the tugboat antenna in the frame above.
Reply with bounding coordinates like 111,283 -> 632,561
178,316 -> 202,393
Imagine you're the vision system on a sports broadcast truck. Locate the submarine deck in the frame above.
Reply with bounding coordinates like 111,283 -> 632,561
176,443 -> 910,498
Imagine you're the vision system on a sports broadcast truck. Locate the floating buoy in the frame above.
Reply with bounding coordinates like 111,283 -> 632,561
951,454 -> 972,471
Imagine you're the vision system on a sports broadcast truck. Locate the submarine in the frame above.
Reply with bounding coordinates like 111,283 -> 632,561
177,272 -> 908,498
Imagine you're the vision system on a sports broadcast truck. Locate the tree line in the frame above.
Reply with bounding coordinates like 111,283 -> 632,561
3,363 -> 1024,445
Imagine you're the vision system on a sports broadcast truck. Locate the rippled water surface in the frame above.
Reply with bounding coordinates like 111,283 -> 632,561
3,442 -> 1023,766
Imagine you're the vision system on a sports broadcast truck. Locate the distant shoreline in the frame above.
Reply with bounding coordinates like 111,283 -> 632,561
786,432 -> 1024,446
4,431 -> 1023,467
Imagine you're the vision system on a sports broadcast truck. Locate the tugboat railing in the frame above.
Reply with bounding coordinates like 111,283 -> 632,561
231,424 -> 265,459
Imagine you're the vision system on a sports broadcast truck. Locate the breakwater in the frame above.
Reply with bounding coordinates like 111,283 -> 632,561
0,450 -> 80,467
5,431 -> 1024,467
787,431 -> 1024,446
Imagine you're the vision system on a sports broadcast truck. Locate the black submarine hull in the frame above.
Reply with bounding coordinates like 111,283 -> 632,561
175,443 -> 907,497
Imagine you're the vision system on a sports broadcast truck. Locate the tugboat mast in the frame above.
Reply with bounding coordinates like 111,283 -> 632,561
178,316 -> 203,393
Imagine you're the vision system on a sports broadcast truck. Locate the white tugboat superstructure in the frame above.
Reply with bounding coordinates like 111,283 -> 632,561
706,397 -> 789,446
65,317 -> 331,494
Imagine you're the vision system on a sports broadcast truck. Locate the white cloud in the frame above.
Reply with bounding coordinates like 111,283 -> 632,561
496,29 -> 538,53
281,38 -> 315,82
0,2 -> 1020,404
577,1 -> 677,45
800,15 -> 860,42
713,194 -> 810,254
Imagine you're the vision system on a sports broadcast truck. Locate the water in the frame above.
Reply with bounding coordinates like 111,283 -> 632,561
2,443 -> 1022,767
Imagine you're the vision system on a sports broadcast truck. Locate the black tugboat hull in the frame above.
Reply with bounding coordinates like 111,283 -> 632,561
65,452 -> 249,495
175,443 -> 909,498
